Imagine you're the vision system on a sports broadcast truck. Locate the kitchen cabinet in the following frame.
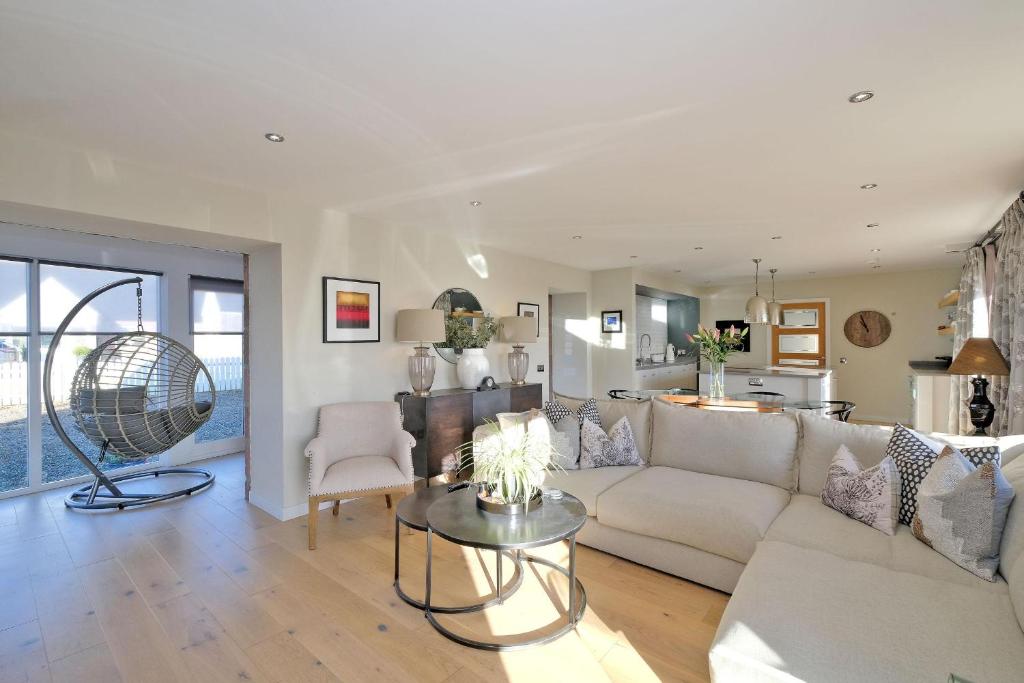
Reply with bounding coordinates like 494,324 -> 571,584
637,362 -> 697,390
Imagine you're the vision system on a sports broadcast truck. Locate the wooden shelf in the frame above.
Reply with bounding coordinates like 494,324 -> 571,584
937,325 -> 955,336
938,291 -> 959,308
449,310 -> 484,319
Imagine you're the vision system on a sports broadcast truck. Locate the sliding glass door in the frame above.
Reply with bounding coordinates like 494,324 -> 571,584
0,258 -> 29,494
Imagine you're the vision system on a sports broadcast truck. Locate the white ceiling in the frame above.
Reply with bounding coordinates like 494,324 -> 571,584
2,1 -> 1023,283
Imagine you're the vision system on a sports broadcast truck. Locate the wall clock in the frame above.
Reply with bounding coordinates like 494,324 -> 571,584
843,310 -> 891,348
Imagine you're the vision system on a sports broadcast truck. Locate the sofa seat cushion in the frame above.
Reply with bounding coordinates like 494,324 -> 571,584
317,455 -> 408,496
766,494 -> 1008,594
596,466 -> 790,564
710,541 -> 1024,683
651,399 -> 799,490
542,465 -> 644,516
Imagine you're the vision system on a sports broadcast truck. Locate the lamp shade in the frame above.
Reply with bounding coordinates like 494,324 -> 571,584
948,337 -> 1010,376
744,296 -> 769,324
395,309 -> 445,343
767,301 -> 783,326
499,316 -> 535,344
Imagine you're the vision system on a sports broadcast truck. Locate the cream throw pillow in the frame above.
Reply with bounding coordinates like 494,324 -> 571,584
820,445 -> 900,535
912,445 -> 1016,581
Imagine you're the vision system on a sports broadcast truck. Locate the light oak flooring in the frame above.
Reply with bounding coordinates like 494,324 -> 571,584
0,455 -> 728,682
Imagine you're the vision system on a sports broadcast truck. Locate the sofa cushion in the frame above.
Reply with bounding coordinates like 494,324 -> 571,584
541,465 -> 643,516
998,456 -> 1024,631
651,398 -> 799,490
797,412 -> 891,496
596,466 -> 790,564
710,540 -> 1024,683
553,393 -> 653,463
820,446 -> 899,535
765,494 -> 1008,594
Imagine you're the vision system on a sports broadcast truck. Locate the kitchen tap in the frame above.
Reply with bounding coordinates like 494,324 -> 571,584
639,333 -> 652,364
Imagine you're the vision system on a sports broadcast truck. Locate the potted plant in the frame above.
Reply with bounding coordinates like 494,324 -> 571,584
457,420 -> 562,515
445,315 -> 498,389
688,324 -> 748,399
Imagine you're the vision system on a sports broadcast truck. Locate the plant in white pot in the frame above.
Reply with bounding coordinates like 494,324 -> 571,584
445,315 -> 498,389
457,420 -> 562,515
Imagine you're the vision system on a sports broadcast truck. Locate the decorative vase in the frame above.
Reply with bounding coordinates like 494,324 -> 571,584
476,488 -> 544,515
456,348 -> 490,389
707,360 -> 726,399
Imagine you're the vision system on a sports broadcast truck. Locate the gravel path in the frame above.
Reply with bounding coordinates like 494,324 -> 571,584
0,389 -> 244,492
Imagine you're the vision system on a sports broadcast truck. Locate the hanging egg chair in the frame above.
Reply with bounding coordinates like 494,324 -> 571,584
44,277 -> 217,510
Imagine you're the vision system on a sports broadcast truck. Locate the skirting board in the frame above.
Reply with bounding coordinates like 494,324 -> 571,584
249,492 -> 352,521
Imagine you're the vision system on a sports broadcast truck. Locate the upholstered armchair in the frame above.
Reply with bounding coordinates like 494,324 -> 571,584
304,401 -> 415,550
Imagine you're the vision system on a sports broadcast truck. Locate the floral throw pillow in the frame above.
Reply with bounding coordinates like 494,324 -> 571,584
580,417 -> 643,469
912,446 -> 1015,581
820,445 -> 900,535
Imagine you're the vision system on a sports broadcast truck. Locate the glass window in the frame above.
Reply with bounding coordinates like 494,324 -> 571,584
0,259 -> 28,334
40,263 -> 159,333
0,258 -> 29,492
191,277 -> 243,334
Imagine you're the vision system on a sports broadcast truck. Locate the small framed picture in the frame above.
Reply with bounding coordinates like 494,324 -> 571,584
323,277 -> 380,343
601,310 -> 623,333
517,302 -> 540,338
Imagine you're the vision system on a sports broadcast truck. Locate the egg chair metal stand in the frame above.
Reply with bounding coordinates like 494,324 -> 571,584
43,277 -> 216,510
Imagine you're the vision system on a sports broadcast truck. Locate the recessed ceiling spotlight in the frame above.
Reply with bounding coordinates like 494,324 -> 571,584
674,269 -> 682,273
630,255 -> 638,259
571,235 -> 583,240
469,201 -> 482,207
694,246 -> 704,251
264,133 -> 284,142
867,223 -> 879,228
771,235 -> 782,240
860,183 -> 878,190
848,90 -> 875,103
808,271 -> 817,275
870,248 -> 881,253
872,264 -> 882,269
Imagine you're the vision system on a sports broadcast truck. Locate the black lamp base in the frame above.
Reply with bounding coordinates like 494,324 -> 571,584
968,376 -> 995,436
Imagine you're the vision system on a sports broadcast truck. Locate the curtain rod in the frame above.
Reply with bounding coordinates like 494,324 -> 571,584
975,190 -> 1024,247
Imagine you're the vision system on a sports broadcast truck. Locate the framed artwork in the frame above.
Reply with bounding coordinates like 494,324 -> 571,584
517,301 -> 540,338
601,309 -> 623,333
322,277 -> 380,343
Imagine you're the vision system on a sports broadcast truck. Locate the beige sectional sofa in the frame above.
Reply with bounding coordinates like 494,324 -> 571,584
542,394 -> 1024,682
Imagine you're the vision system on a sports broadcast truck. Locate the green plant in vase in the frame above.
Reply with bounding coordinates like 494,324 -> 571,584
688,324 -> 748,399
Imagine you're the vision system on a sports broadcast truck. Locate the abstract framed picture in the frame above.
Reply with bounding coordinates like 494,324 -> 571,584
322,277 -> 380,343
517,302 -> 540,338
601,309 -> 623,333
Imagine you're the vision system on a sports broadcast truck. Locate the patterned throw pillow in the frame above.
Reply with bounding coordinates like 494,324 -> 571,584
912,446 -> 1016,581
580,417 -> 643,468
543,399 -> 602,430
886,423 -> 1000,525
820,445 -> 899,535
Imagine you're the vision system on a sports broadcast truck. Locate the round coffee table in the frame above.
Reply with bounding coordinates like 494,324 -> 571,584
393,485 -> 523,613
423,487 -> 588,651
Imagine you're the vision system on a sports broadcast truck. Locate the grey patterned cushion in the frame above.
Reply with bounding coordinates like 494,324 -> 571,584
912,446 -> 1016,581
887,423 -> 1000,525
821,445 -> 899,535
580,417 -> 643,468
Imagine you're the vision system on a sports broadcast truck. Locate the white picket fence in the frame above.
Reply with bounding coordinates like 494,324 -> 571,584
0,356 -> 243,406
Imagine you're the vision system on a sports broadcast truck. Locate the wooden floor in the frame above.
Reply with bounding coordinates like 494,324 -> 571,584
0,455 -> 728,683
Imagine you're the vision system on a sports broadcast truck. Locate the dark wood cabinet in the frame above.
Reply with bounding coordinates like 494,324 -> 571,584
396,383 -> 543,481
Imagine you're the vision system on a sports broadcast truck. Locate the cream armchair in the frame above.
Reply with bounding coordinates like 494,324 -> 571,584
304,401 -> 415,550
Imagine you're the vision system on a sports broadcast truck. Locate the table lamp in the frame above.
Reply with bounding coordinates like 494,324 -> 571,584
948,337 -> 1010,435
396,309 -> 446,396
499,316 -> 535,385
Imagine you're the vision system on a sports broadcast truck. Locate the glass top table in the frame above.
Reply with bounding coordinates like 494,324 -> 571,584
611,388 -> 840,414
421,486 -> 588,651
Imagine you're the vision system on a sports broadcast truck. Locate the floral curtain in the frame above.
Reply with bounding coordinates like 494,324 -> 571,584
949,247 -> 988,435
990,197 -> 1024,436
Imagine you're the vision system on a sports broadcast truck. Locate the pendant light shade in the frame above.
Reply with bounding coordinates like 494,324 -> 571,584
767,267 -> 782,325
744,258 -> 770,324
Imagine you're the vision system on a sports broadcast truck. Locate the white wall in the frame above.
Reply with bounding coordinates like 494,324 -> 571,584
590,268 -> 636,397
700,267 -> 960,422
0,133 -> 590,518
550,292 -> 590,399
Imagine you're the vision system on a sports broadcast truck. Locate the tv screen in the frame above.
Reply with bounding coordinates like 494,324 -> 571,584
715,320 -> 751,352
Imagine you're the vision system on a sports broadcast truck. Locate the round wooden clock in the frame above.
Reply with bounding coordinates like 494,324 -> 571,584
843,310 -> 892,348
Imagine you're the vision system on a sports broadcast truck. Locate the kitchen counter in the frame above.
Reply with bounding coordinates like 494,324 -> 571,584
909,360 -> 951,375
635,356 -> 699,371
724,366 -> 832,379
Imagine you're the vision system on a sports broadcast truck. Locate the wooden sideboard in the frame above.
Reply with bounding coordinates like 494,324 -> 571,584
396,383 -> 543,482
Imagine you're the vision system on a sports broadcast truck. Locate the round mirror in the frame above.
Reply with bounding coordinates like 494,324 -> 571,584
432,288 -> 483,364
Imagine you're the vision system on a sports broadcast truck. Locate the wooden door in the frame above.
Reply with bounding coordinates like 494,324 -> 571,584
771,301 -> 827,368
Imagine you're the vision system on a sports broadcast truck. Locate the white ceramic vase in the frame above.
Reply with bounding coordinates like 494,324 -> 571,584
456,348 -> 490,389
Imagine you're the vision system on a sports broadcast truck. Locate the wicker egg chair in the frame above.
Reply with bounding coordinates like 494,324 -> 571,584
44,277 -> 217,510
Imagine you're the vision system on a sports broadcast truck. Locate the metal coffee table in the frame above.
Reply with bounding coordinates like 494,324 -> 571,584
394,485 -> 524,613
423,487 -> 588,651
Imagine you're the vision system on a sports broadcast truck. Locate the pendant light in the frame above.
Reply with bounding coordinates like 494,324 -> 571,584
767,268 -> 782,325
744,258 -> 769,324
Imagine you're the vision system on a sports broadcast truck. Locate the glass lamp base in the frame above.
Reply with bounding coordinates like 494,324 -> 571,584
508,346 -> 529,385
409,346 -> 436,396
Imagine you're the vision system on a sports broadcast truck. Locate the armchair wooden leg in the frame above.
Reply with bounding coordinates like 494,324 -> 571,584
308,497 -> 319,551
385,494 -> 393,509
332,500 -> 340,517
